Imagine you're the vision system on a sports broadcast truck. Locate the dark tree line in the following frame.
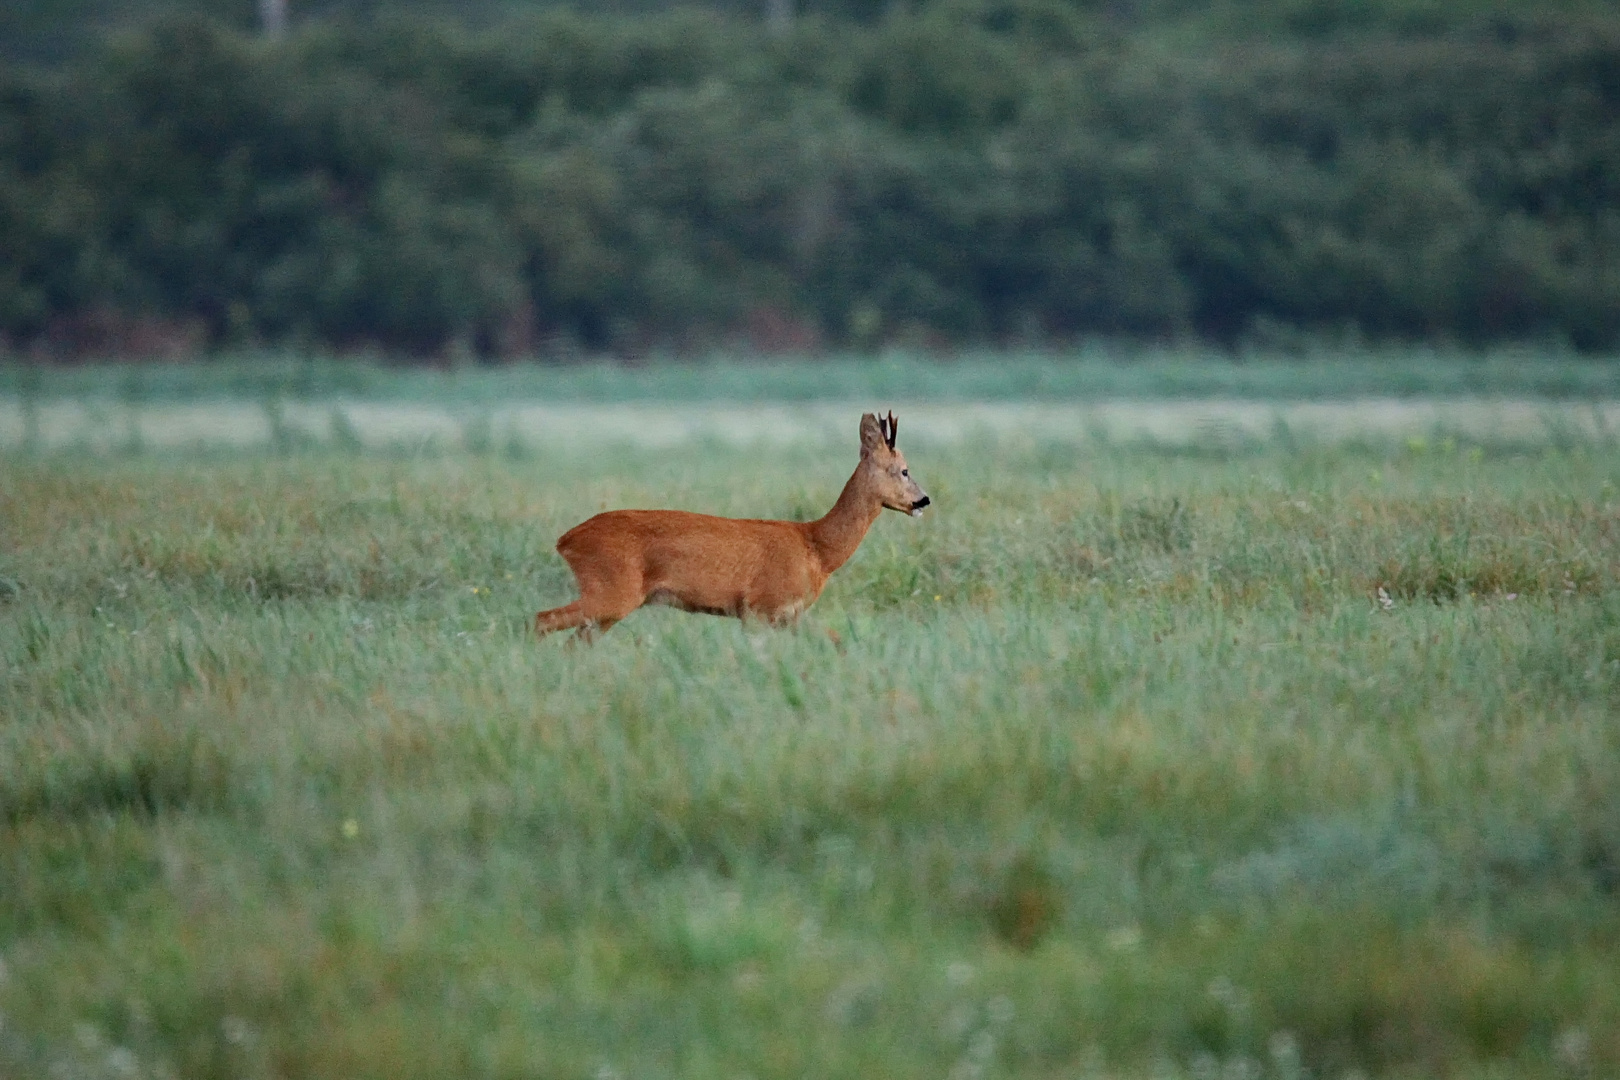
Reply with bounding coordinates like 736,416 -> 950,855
2,3 -> 1618,357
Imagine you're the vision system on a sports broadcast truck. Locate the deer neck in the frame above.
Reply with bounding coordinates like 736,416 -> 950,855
808,465 -> 884,575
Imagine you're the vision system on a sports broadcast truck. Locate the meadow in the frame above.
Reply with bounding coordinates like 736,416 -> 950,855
2,364 -> 1619,1079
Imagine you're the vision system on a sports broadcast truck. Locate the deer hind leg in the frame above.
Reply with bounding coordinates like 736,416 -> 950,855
535,596 -> 637,642
536,556 -> 645,642
574,574 -> 645,639
535,600 -> 588,637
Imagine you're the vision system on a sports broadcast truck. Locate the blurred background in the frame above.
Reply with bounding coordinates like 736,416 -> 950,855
0,0 -> 1616,363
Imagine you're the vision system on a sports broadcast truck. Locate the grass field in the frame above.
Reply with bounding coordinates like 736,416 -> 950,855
3,390 -> 1619,1078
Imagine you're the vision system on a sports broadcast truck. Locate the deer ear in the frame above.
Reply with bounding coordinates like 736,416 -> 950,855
859,413 -> 884,456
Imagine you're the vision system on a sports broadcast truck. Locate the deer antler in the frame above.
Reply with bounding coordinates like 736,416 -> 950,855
885,411 -> 898,450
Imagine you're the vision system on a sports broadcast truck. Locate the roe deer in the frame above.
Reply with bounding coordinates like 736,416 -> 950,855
535,411 -> 930,639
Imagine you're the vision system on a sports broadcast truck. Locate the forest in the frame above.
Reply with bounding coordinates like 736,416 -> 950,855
2,0 -> 1618,357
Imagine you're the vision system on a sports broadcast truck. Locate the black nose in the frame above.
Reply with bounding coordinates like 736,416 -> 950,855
913,496 -> 931,510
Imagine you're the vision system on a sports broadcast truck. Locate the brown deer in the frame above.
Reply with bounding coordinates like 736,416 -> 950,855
535,411 -> 929,639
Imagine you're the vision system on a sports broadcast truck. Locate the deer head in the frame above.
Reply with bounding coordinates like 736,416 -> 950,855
859,411 -> 931,516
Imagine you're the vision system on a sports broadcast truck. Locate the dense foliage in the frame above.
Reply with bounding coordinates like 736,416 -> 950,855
2,4 -> 1618,356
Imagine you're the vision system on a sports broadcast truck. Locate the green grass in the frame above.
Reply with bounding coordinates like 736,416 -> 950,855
6,347 -> 1620,404
2,432 -> 1618,1079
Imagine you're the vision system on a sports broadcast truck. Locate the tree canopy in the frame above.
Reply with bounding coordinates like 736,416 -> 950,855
3,2 -> 1618,356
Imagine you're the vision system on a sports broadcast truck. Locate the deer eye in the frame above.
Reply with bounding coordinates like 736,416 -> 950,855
901,469 -> 909,477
